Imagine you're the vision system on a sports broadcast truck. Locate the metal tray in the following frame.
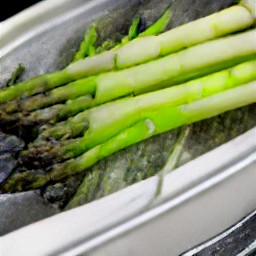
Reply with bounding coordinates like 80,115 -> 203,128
0,0 -> 255,255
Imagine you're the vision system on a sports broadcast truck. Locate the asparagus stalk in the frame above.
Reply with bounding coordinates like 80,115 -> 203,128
72,24 -> 97,62
139,8 -> 171,37
0,9 -> 171,117
97,8 -> 171,53
0,2 -> 254,104
66,125 -> 190,209
2,81 -> 255,192
127,17 -> 141,40
72,16 -> 142,62
122,7 -> 172,43
0,10 -> 172,132
0,8 -> 170,105
39,60 -> 256,139
20,60 -> 256,167
116,17 -> 142,47
1,29 -> 255,119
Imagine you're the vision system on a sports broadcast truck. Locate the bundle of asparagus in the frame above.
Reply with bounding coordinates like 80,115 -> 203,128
0,0 -> 255,194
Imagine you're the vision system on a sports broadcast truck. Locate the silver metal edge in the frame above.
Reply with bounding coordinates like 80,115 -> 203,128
182,210 -> 256,256
237,240 -> 256,256
0,0 -> 108,57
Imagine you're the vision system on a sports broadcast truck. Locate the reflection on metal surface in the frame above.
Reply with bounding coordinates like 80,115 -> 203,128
0,0 -> 103,56
237,241 -> 256,256
182,210 -> 256,256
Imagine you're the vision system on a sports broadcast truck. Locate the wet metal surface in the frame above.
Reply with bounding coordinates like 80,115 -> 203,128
182,210 -> 256,256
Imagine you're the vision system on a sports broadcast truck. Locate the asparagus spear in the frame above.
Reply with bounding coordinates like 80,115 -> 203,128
1,29 -> 255,120
97,8 -> 171,53
0,9 -> 171,117
0,10 -> 172,131
20,60 -> 256,167
72,16 -> 142,62
72,25 -> 97,62
127,17 -> 141,41
138,7 -> 171,37
121,7 -> 172,43
0,1 -> 254,104
2,81 -> 255,192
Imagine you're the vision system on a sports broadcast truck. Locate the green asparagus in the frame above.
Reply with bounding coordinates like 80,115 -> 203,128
74,7 -> 172,60
0,1 -> 254,104
1,0 -> 256,195
139,7 -> 171,37
19,60 -> 256,168
2,81 -> 255,192
72,24 -> 97,62
1,29 -> 255,122
0,8 -> 172,128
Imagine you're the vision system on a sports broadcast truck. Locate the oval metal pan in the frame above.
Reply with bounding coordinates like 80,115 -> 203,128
0,0 -> 255,255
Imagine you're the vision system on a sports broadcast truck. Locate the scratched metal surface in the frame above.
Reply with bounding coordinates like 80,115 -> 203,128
182,210 -> 256,256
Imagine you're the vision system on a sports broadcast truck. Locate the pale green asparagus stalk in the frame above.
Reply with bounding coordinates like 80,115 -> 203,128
74,8 -> 171,60
0,1 -> 254,104
3,81 -> 255,192
0,10 -> 172,129
0,9 -> 171,118
39,60 -> 256,140
20,60 -> 256,168
2,29 -> 255,118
